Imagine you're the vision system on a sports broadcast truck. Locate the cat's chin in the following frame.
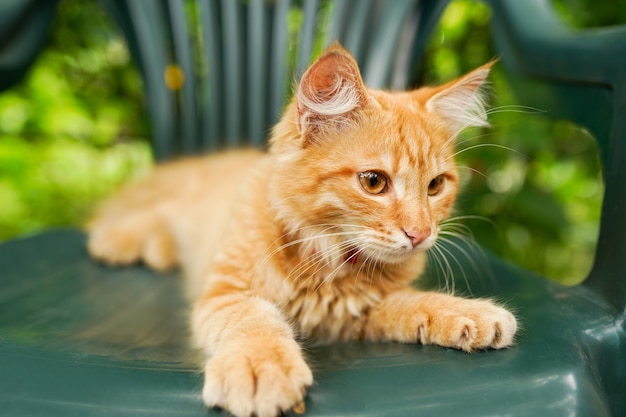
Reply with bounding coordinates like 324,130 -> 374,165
358,246 -> 426,266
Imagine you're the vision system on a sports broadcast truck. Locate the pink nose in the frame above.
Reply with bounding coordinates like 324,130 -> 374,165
404,228 -> 431,248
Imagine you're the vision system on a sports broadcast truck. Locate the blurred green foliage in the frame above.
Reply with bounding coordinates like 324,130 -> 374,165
0,0 -> 150,239
422,0 -> 624,284
0,0 -> 623,285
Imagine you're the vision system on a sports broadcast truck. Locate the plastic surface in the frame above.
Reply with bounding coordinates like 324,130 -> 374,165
1,229 -> 623,417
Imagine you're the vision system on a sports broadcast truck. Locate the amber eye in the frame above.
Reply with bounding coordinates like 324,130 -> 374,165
358,171 -> 388,194
428,174 -> 446,196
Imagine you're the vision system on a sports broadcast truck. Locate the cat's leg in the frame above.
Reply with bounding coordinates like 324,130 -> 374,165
192,283 -> 313,417
88,213 -> 178,271
87,174 -> 181,271
363,290 -> 517,351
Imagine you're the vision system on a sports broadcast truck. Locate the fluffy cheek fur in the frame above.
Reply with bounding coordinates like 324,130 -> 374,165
270,141 -> 460,265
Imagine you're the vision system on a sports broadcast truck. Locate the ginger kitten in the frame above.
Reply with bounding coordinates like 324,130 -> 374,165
88,44 -> 517,417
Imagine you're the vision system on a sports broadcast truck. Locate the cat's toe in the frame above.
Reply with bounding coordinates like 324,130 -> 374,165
142,228 -> 178,271
87,226 -> 142,266
488,308 -> 517,349
468,303 -> 517,350
445,316 -> 479,352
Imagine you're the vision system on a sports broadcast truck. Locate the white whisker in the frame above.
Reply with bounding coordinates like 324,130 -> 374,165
432,239 -> 471,296
427,244 -> 453,293
291,237 -> 363,293
455,165 -> 488,179
485,104 -> 545,116
447,143 -> 528,162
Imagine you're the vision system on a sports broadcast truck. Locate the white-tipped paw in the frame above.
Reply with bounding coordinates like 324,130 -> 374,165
87,226 -> 142,266
202,339 -> 313,417
88,224 -> 177,271
422,298 -> 517,352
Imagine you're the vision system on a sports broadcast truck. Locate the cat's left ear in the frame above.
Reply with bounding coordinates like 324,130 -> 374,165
425,60 -> 496,133
296,43 -> 368,145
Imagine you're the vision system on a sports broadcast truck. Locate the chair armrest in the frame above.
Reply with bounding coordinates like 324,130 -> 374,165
485,0 -> 626,312
486,0 -> 626,85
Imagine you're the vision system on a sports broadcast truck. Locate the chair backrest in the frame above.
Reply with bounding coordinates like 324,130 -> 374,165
0,0 -> 58,91
100,0 -> 449,158
484,0 -> 626,312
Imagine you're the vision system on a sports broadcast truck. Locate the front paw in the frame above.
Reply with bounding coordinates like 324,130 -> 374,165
88,226 -> 141,266
202,337 -> 313,417
420,295 -> 517,352
88,224 -> 177,271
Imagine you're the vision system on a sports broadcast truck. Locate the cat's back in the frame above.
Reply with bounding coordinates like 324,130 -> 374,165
93,149 -> 265,219
160,148 -> 267,231
152,148 -> 265,193
87,148 -> 267,277
164,149 -> 268,284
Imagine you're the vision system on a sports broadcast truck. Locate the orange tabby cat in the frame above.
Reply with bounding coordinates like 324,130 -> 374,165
88,44 -> 517,417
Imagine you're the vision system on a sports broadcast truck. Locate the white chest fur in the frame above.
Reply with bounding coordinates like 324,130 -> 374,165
282,268 -> 385,342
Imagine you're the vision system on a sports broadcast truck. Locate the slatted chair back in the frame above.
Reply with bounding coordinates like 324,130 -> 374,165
101,0 -> 449,158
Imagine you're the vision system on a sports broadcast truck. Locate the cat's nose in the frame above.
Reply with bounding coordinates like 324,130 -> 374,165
404,228 -> 431,248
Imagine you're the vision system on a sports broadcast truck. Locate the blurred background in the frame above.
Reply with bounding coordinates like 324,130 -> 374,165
0,0 -> 624,285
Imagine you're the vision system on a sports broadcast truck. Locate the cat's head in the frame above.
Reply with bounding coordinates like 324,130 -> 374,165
269,43 -> 492,266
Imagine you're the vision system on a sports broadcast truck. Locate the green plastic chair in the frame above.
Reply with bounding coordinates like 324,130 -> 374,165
0,0 -> 58,91
1,1 -> 625,416
100,0 -> 447,159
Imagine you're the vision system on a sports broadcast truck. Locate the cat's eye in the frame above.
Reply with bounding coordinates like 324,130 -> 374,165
358,171 -> 388,194
428,174 -> 446,196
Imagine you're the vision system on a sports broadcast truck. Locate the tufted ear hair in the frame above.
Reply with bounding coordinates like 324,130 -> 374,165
296,42 -> 368,145
425,60 -> 495,133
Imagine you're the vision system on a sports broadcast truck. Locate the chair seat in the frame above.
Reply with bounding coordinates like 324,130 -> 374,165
0,229 -> 618,416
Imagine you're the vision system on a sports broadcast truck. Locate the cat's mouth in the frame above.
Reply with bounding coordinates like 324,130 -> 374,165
344,247 -> 360,264
351,234 -> 437,265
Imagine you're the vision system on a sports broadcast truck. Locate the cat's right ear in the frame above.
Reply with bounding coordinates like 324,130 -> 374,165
296,43 -> 368,145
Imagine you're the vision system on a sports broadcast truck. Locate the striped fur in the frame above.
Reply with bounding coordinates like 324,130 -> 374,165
88,45 -> 516,417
